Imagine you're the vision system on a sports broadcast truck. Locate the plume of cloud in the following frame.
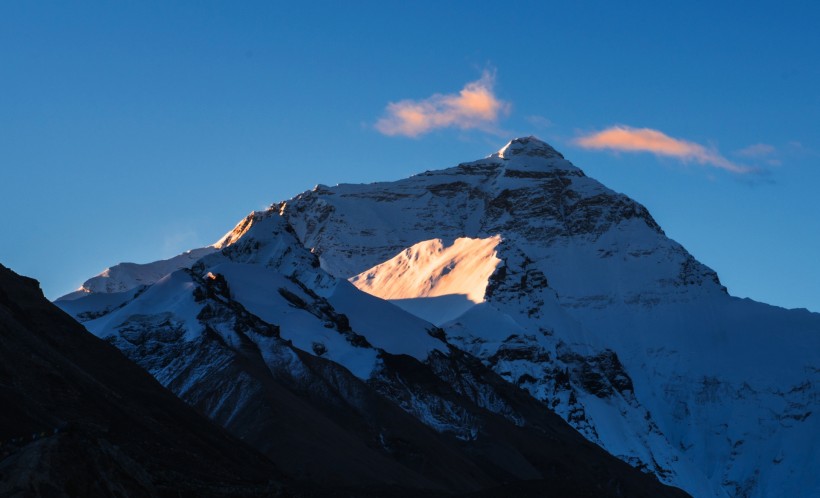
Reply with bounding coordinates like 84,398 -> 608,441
375,71 -> 510,137
576,125 -> 750,174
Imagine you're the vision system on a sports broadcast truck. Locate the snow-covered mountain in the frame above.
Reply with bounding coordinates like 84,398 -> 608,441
55,205 -> 684,497
57,137 -> 819,498
279,137 -> 819,498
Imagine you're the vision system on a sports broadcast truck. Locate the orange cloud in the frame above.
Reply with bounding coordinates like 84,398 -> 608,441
576,126 -> 750,173
375,71 -> 510,137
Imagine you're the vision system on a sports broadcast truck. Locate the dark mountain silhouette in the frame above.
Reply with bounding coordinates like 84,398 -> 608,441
0,264 -> 285,497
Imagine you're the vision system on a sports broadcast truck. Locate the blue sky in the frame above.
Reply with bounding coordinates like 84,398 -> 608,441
1,1 -> 818,311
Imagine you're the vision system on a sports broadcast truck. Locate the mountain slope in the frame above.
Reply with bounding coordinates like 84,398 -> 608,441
0,264 -> 285,497
273,137 -> 819,498
59,247 -> 218,301
55,136 -> 819,497
57,211 -> 689,497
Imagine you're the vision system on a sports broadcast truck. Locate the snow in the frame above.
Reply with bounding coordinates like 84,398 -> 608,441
57,247 -> 216,299
387,295 -> 476,327
350,236 -> 502,324
200,209 -> 336,295
208,262 -> 446,377
83,270 -> 205,342
61,202 -> 454,383
329,280 -> 446,359
56,285 -> 145,322
277,136 -> 820,498
210,262 -> 379,379
351,236 -> 501,303
55,207 -> 292,301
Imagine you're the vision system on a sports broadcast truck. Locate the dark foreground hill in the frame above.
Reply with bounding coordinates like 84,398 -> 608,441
0,264 -> 286,497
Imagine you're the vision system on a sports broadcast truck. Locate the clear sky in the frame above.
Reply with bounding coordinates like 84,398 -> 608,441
1,1 -> 818,312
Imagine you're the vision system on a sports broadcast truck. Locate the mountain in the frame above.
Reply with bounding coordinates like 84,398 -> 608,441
57,137 -> 819,497
55,210 -> 688,496
0,264 -> 285,497
277,137 -> 820,498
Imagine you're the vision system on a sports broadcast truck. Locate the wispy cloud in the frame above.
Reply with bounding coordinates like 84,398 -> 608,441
786,140 -> 820,158
525,115 -> 553,129
575,125 -> 750,174
375,71 -> 510,137
736,143 -> 776,158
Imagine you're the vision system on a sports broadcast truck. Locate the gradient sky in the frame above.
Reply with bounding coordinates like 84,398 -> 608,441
2,1 -> 819,312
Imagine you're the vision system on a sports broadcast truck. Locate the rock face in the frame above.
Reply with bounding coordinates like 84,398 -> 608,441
56,136 -> 819,498
0,264 -> 284,497
55,212 -> 689,497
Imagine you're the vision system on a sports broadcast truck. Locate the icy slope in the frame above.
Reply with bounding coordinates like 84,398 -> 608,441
278,137 -> 819,498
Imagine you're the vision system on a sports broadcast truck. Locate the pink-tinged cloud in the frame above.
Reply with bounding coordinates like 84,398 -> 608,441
375,71 -> 510,137
576,126 -> 750,174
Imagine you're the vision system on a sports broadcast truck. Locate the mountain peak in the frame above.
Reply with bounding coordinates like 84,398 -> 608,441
496,136 -> 564,160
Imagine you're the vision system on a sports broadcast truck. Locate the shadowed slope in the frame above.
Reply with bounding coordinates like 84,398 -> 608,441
0,264 -> 285,497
